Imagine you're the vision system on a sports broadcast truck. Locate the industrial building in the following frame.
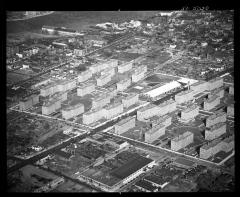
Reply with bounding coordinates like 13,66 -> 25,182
104,102 -> 123,119
77,82 -> 95,97
145,123 -> 166,143
205,111 -> 226,128
92,93 -> 111,109
143,81 -> 181,100
117,62 -> 133,73
205,122 -> 226,141
147,114 -> 172,128
208,87 -> 224,99
137,104 -> 162,121
180,104 -> 199,123
171,131 -> 194,151
115,116 -> 136,135
62,103 -> 84,120
96,73 -> 112,86
19,94 -> 39,111
42,97 -> 61,115
77,69 -> 92,83
174,89 -> 195,104
158,99 -> 177,116
203,95 -> 220,111
208,77 -> 223,91
229,85 -> 234,95
116,78 -> 131,91
82,108 -> 105,125
227,104 -> 234,117
190,81 -> 209,94
122,93 -> 139,108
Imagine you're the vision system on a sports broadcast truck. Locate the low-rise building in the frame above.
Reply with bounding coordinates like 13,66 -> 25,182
171,131 -> 194,151
203,95 -> 220,111
117,62 -> 133,73
57,79 -> 77,92
42,97 -> 61,115
19,94 -> 39,111
205,122 -> 226,140
158,99 -> 177,116
200,139 -> 222,159
147,114 -> 172,128
174,89 -> 195,104
91,93 -> 111,109
190,81 -> 209,94
77,69 -> 92,83
227,104 -> 234,117
77,82 -> 95,97
229,85 -> 234,95
131,67 -> 145,83
82,108 -> 105,125
115,116 -> 136,135
180,104 -> 199,123
208,77 -> 223,91
208,87 -> 224,99
96,73 -> 112,86
104,102 -> 123,119
137,104 -> 161,121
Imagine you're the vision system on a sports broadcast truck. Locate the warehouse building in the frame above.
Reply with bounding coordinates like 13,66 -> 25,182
203,95 -> 220,111
42,97 -> 61,115
147,114 -> 172,128
158,99 -> 177,116
122,93 -> 139,108
205,111 -> 226,128
145,123 -> 166,143
57,79 -> 77,92
137,104 -> 161,121
180,104 -> 199,123
171,131 -> 194,151
208,77 -> 223,91
117,62 -> 133,73
82,108 -> 105,125
96,73 -> 112,86
144,81 -> 181,100
62,103 -> 84,120
77,69 -> 92,83
104,102 -> 123,119
117,78 -> 131,91
77,82 -> 95,97
174,89 -> 195,104
227,104 -> 234,117
208,87 -> 224,99
190,81 -> 209,94
92,93 -> 111,109
205,122 -> 226,141
115,116 -> 136,135
229,85 -> 234,95
19,94 -> 39,111
200,139 -> 222,159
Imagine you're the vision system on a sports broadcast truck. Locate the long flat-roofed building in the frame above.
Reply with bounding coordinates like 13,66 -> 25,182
77,82 -> 95,97
96,73 -> 112,86
40,82 -> 57,97
131,68 -> 145,83
143,81 -> 181,100
229,85 -> 234,95
180,104 -> 199,123
19,94 -> 39,111
205,122 -> 226,140
62,103 -> 84,120
101,67 -> 115,77
206,111 -> 226,128
200,139 -> 222,159
175,89 -> 195,104
90,59 -> 118,74
78,69 -> 92,83
117,62 -> 133,73
145,123 -> 165,143
222,135 -> 234,153
82,108 -> 105,125
92,93 -> 111,109
190,80 -> 209,94
208,87 -> 224,99
208,77 -> 223,91
117,78 -> 131,91
203,95 -> 220,111
227,104 -> 234,117
122,93 -> 139,108
147,114 -> 172,128
137,104 -> 161,121
115,116 -> 136,135
158,99 -> 177,116
57,79 -> 76,92
51,91 -> 68,102
104,102 -> 123,119
171,131 -> 194,151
